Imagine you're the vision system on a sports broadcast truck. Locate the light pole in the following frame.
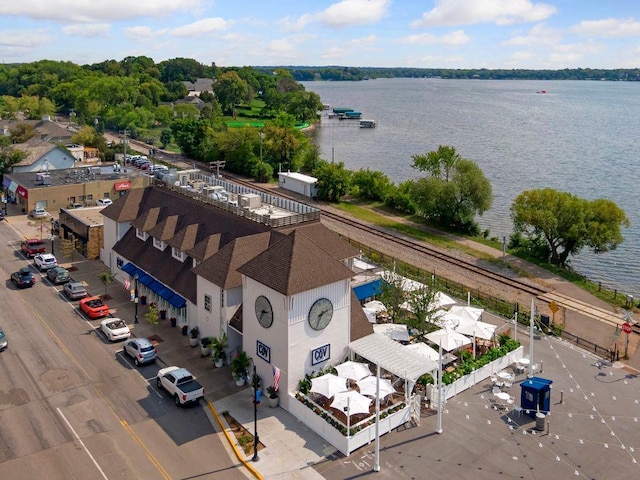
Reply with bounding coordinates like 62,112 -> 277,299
259,131 -> 263,163
249,359 -> 259,462
134,273 -> 139,324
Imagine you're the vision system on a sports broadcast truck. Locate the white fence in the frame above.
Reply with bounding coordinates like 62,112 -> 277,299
288,394 -> 411,457
426,346 -> 524,404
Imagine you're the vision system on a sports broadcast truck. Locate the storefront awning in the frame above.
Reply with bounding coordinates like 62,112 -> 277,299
121,262 -> 186,309
168,294 -> 186,309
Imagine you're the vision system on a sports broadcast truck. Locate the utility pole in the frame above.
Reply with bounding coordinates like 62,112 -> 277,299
209,161 -> 226,178
120,129 -> 129,158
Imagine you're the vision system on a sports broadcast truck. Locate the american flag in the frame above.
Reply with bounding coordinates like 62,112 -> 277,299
124,279 -> 131,290
272,365 -> 281,392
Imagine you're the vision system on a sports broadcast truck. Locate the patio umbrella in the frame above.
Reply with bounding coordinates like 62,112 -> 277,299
363,300 -> 387,313
310,374 -> 348,398
432,292 -> 457,309
335,361 -> 372,381
330,390 -> 372,416
455,319 -> 496,341
357,376 -> 396,398
373,323 -> 410,342
425,328 -> 472,352
448,305 -> 483,323
405,342 -> 440,362
435,311 -> 466,329
362,307 -> 378,324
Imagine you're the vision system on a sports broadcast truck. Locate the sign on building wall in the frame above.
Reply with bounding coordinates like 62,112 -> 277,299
257,340 -> 271,363
311,344 -> 330,366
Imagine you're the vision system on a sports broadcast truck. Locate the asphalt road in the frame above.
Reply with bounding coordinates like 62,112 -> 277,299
0,225 -> 246,479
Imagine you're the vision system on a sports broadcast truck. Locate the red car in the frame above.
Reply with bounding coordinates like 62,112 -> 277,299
21,239 -> 46,258
79,296 -> 110,319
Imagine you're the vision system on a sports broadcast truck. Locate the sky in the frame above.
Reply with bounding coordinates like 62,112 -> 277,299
0,0 -> 638,69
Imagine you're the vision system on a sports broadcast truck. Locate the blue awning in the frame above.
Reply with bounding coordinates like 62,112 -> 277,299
148,280 -> 164,294
121,262 -> 136,274
138,273 -> 153,286
158,286 -> 175,302
168,294 -> 186,309
353,279 -> 383,301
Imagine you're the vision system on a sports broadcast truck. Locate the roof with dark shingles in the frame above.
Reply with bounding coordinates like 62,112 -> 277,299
131,207 -> 162,232
166,223 -> 200,251
192,231 -> 286,289
189,233 -> 223,262
12,137 -> 59,166
238,229 -> 355,296
148,215 -> 179,241
278,221 -> 360,261
101,187 -> 145,222
350,290 -> 374,341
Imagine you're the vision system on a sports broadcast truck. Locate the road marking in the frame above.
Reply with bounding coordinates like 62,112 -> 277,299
56,407 -> 109,480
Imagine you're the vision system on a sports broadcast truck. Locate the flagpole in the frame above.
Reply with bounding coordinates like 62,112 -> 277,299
436,339 -> 443,434
528,298 -> 535,378
373,363 -> 380,472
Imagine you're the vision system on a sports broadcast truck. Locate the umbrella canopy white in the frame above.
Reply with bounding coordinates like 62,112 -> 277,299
335,361 -> 371,381
425,328 -> 472,352
405,342 -> 440,362
330,390 -> 372,416
432,292 -> 457,309
363,300 -> 387,313
363,307 -> 378,324
373,323 -> 410,342
357,376 -> 396,398
455,318 -> 497,340
310,373 -> 348,398
435,311 -> 466,329
448,305 -> 483,323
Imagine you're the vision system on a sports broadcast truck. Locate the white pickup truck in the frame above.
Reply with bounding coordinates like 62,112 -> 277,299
156,366 -> 205,406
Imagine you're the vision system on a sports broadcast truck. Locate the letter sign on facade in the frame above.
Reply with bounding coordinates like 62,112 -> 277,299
256,340 -> 271,363
311,344 -> 330,366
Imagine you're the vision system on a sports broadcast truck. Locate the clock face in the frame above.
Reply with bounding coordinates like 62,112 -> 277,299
308,298 -> 333,331
255,295 -> 273,328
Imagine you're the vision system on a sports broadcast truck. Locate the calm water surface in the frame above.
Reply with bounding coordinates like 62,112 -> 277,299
303,79 -> 640,298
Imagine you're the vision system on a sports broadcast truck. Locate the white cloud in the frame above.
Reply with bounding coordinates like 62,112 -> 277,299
281,0 -> 390,31
0,0 -> 203,23
62,23 -> 110,38
412,0 -> 557,28
263,38 -> 301,61
401,29 -> 470,46
503,23 -> 561,46
570,18 -> 640,37
322,46 -> 349,60
124,26 -> 157,41
0,29 -> 51,48
170,18 -> 231,37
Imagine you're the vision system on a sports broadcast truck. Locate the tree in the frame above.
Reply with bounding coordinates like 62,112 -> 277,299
0,136 -> 26,174
411,146 -> 492,234
213,71 -> 249,115
403,284 -> 441,339
159,129 -> 172,148
10,123 -> 36,143
351,168 -> 393,201
145,303 -> 159,335
510,188 -> 630,266
378,271 -> 408,324
97,271 -> 116,299
313,160 -> 351,201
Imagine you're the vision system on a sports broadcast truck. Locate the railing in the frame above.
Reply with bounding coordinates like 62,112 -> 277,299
559,330 -> 617,360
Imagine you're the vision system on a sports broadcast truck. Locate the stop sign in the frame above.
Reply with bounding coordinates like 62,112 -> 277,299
622,322 -> 632,334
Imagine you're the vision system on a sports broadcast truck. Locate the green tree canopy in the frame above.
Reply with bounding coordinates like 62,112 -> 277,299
510,188 -> 630,266
313,160 -> 352,201
411,146 -> 492,234
213,71 -> 249,115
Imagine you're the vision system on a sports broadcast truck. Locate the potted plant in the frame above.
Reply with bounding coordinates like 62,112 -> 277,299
200,336 -> 214,356
189,326 -> 199,347
266,386 -> 279,408
230,351 -> 250,386
170,316 -> 177,328
210,334 -> 228,368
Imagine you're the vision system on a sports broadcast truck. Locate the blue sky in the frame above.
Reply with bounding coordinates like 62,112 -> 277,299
0,1 -> 638,68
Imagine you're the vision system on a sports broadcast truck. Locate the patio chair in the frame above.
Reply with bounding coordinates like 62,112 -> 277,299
490,376 -> 497,384
503,380 -> 513,388
491,386 -> 501,395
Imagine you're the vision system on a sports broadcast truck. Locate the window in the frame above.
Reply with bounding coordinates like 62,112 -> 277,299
172,246 -> 185,261
204,294 -> 211,312
136,228 -> 147,241
153,238 -> 164,250
116,257 -> 124,268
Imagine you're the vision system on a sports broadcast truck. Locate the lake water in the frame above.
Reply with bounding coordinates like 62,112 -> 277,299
302,78 -> 640,298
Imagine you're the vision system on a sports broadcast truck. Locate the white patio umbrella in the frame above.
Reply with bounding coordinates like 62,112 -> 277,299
405,342 -> 440,362
335,361 -> 372,381
455,319 -> 496,341
331,390 -> 373,416
357,376 -> 396,398
425,328 -> 472,352
448,305 -> 483,323
432,292 -> 457,309
435,311 -> 466,329
310,373 -> 348,398
363,300 -> 387,313
373,323 -> 410,342
363,307 -> 378,324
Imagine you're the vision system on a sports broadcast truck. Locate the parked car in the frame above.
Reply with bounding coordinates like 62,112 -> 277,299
46,266 -> 70,284
156,366 -> 205,406
67,202 -> 83,209
124,338 -> 158,365
96,198 -> 113,206
33,253 -> 57,271
79,296 -> 110,318
11,267 -> 36,288
0,328 -> 7,351
63,282 -> 87,300
100,318 -> 131,342
30,207 -> 49,218
21,239 -> 46,258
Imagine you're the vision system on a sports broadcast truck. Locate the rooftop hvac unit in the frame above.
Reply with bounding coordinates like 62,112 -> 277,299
203,185 -> 225,194
239,193 -> 261,209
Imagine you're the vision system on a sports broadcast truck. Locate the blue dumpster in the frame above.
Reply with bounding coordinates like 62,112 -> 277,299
520,376 -> 553,418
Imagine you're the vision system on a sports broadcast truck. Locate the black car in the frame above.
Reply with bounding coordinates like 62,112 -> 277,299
11,267 -> 36,288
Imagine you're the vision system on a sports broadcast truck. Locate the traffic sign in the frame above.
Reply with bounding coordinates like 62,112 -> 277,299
622,322 -> 632,334
549,301 -> 559,314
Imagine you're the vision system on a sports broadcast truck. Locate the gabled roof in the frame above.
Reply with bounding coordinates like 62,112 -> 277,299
148,215 -> 179,241
12,137 -> 59,166
101,187 -> 145,222
193,231 -> 286,289
166,223 -> 200,252
131,207 -> 162,232
278,221 -> 360,261
189,233 -> 223,262
350,289 -> 374,341
238,229 -> 354,296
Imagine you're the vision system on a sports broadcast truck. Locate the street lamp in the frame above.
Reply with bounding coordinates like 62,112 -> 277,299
249,358 -> 259,462
134,273 -> 139,324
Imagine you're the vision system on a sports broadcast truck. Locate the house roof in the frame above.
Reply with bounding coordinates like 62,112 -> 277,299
350,289 -> 374,341
278,221 -> 360,261
188,233 -> 223,262
237,229 -> 354,296
12,137 -> 59,166
166,223 -> 200,252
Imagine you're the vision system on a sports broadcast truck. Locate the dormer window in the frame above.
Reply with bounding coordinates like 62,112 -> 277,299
172,246 -> 185,261
136,228 -> 148,241
153,238 -> 165,250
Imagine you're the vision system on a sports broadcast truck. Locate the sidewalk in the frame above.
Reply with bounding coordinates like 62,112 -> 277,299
4,212 -> 331,480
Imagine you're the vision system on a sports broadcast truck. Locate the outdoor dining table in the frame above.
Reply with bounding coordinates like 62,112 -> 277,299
497,371 -> 514,381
